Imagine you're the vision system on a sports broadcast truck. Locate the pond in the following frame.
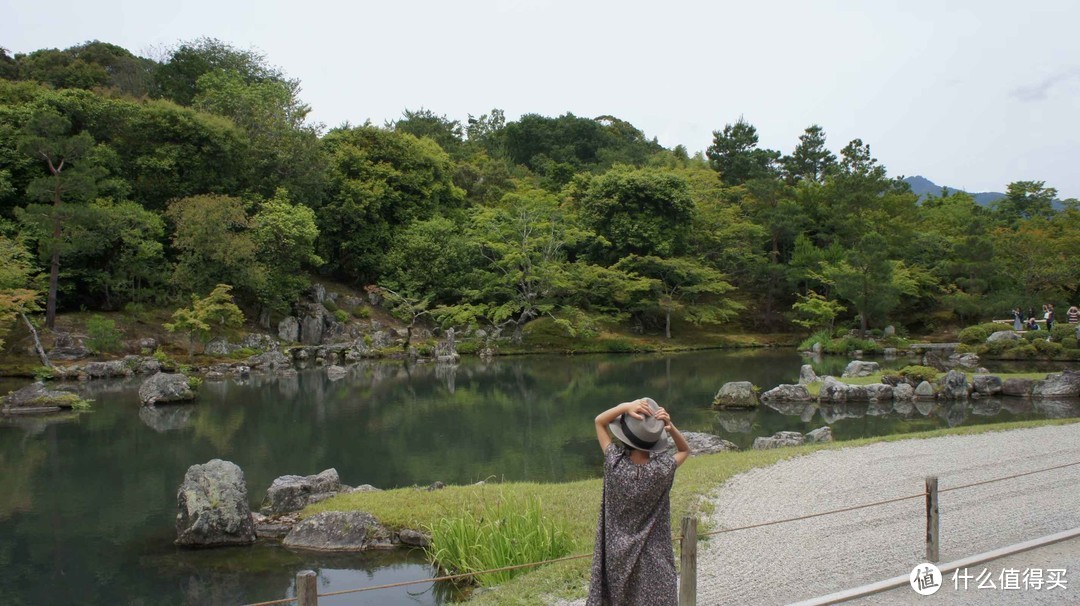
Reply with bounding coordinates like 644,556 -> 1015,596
1,349 -> 1077,605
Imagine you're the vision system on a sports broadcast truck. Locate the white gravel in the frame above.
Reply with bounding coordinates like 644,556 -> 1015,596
697,423 -> 1080,605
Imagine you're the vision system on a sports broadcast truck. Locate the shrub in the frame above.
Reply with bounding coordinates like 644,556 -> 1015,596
958,323 -> 1001,345
322,298 -> 338,312
798,330 -> 832,351
86,315 -> 122,353
352,306 -> 371,319
187,376 -> 203,390
1009,344 -> 1038,359
898,365 -> 941,383
1033,339 -> 1063,356
33,366 -> 55,381
334,309 -> 350,323
425,495 -> 571,587
230,347 -> 260,359
1023,331 -> 1044,342
121,302 -> 145,314
1062,337 -> 1079,350
1050,324 -> 1075,342
456,341 -> 479,355
823,337 -> 882,354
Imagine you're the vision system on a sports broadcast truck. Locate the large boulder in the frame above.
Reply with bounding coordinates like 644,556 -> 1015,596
278,317 -> 300,343
203,338 -> 236,357
753,431 -> 806,450
914,381 -> 936,399
262,469 -> 346,515
987,330 -> 1021,343
2,381 -> 85,413
799,365 -> 819,385
805,426 -> 833,443
139,373 -> 196,405
947,353 -> 981,370
299,307 -> 325,346
1002,378 -> 1034,397
246,350 -> 292,371
713,381 -> 758,409
893,383 -> 915,401
973,375 -> 1003,396
1032,371 -> 1080,398
760,384 -> 813,402
863,384 -> 895,401
820,376 -> 861,402
939,370 -> 970,400
282,511 -> 392,551
679,431 -> 739,455
48,332 -> 91,360
175,459 -> 256,546
842,361 -> 880,378
83,360 -> 133,379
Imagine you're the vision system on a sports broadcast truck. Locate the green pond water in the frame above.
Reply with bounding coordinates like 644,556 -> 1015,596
0,350 -> 1076,605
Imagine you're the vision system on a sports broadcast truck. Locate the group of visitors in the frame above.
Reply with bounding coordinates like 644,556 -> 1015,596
1012,304 -> 1080,331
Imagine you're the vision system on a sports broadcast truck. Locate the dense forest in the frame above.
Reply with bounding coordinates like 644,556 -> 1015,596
1,38 -> 1077,350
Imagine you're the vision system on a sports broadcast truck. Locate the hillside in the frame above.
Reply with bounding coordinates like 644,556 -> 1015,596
902,175 -> 1006,206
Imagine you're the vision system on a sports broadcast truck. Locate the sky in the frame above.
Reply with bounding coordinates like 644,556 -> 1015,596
4,0 -> 1080,198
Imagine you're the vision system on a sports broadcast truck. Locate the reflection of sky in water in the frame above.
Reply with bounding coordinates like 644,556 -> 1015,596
308,564 -> 449,606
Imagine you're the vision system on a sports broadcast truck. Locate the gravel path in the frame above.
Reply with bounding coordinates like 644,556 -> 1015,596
698,423 -> 1080,605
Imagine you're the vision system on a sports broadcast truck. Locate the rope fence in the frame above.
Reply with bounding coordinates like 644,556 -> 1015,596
241,458 -> 1080,606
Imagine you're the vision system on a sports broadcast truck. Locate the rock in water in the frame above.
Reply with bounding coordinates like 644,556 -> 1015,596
798,365 -> 819,385
282,511 -> 391,551
753,431 -> 806,450
262,469 -> 345,515
175,459 -> 255,546
939,370 -> 970,400
1032,371 -> 1080,398
139,372 -> 196,405
713,381 -> 759,409
842,361 -> 880,378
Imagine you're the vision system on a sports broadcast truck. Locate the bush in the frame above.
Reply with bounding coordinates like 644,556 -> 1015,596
322,298 -> 338,312
958,323 -> 1002,345
1062,337 -> 1079,350
1033,339 -> 1063,356
1010,344 -> 1038,359
187,376 -> 203,390
334,309 -> 350,323
1023,331 -> 1044,342
798,330 -> 832,351
1050,324 -> 1075,342
456,341 -> 479,355
823,336 -> 882,354
86,315 -> 122,353
230,347 -> 260,359
352,306 -> 371,319
425,495 -> 571,587
899,365 -> 941,383
33,366 -> 55,381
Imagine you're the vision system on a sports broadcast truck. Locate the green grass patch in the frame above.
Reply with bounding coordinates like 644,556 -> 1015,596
426,494 -> 573,587
306,418 -> 1079,604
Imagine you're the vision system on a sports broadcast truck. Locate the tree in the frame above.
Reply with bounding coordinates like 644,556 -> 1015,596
250,189 -> 322,322
382,216 -> 475,304
166,194 -> 259,299
790,291 -> 845,333
0,233 -> 40,351
992,180 -> 1057,226
613,255 -> 740,338
18,107 -> 98,328
317,126 -> 465,282
821,232 -> 917,337
705,118 -> 780,185
154,38 -> 285,106
164,284 -> 245,358
571,166 -> 695,264
370,285 -> 430,353
781,125 -> 836,184
390,108 -> 464,157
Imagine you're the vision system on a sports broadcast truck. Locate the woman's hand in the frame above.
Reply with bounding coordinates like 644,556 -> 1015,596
653,407 -> 673,429
623,399 -> 653,420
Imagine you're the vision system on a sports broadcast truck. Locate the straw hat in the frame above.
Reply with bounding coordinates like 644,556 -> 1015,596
609,397 -> 670,452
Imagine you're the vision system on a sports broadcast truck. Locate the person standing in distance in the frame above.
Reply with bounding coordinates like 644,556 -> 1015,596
587,398 -> 691,606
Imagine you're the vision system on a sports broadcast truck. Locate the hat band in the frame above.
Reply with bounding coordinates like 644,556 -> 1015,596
619,415 -> 658,450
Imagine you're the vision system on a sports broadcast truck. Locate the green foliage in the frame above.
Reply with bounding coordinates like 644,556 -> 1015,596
229,347 -> 260,359
167,194 -> 258,298
425,495 -> 572,587
164,284 -> 245,357
186,376 -> 203,390
706,118 -> 780,185
85,315 -> 121,353
898,365 -> 941,383
0,233 -> 39,350
791,291 -> 845,332
1050,324 -> 1075,342
1062,337 -> 1078,350
351,306 -> 371,319
322,298 -> 338,312
250,189 -> 322,314
32,365 -> 54,381
822,337 -> 881,354
798,330 -> 833,351
333,309 -> 350,324
958,323 -> 1004,345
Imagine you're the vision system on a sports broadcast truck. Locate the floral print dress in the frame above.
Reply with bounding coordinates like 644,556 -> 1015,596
587,442 -> 678,605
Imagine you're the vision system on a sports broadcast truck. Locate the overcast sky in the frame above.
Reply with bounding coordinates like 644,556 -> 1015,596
5,0 -> 1080,198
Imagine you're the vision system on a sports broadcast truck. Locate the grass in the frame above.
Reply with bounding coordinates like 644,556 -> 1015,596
305,418 -> 1080,605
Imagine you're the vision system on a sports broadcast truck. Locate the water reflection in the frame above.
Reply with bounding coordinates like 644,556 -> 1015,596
0,350 -> 1076,605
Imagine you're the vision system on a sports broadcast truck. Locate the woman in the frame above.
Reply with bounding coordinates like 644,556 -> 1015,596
1013,307 -> 1023,331
587,398 -> 691,606
1068,305 -> 1080,324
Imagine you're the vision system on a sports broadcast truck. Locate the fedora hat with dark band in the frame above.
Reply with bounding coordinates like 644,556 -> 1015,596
609,397 -> 670,452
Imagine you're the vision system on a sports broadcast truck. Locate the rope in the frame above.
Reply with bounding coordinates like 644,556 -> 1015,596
241,457 -> 1080,604
938,459 -> 1080,493
698,491 -> 928,538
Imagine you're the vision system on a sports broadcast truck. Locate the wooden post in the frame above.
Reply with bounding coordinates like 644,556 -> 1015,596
297,570 -> 318,606
925,477 -> 939,562
679,516 -> 698,606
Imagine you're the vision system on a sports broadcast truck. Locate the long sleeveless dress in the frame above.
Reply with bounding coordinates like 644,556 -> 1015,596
586,443 -> 678,605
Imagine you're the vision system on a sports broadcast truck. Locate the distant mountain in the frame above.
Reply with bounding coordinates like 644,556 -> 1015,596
902,176 -> 1006,207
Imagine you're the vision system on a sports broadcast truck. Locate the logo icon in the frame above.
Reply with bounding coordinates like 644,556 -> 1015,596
910,563 -> 942,595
